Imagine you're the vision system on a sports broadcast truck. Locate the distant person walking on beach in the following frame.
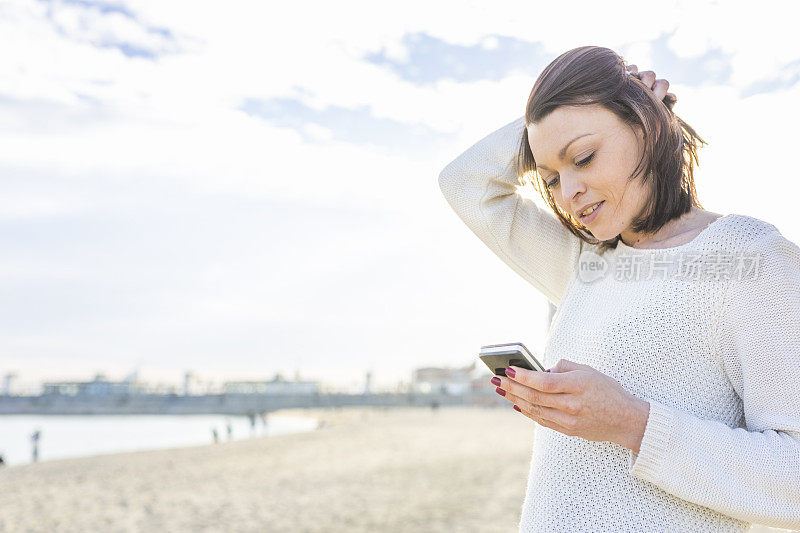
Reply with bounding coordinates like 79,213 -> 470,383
226,420 -> 232,441
30,429 -> 41,463
247,411 -> 256,435
439,46 -> 800,531
211,427 -> 219,444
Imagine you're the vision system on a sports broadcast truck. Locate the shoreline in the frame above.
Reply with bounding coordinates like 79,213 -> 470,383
0,411 -> 321,469
0,406 -> 411,471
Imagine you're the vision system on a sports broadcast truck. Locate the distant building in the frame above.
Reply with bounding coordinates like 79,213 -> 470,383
411,361 -> 477,395
223,374 -> 318,395
2,372 -> 16,395
183,371 -> 193,396
42,373 -> 143,396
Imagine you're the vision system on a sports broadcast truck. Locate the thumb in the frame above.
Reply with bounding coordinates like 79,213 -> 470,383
548,358 -> 583,373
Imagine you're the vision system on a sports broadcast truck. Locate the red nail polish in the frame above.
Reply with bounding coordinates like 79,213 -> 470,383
490,376 -> 501,386
513,404 -> 521,412
505,367 -> 516,378
495,387 -> 505,396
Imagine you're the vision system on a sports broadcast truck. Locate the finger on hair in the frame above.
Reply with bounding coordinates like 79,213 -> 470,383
653,79 -> 670,101
639,70 -> 657,87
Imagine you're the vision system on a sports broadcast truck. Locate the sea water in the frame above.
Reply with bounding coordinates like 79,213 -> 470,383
0,413 -> 318,467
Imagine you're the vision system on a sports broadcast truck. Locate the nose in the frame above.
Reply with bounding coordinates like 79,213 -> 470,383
558,171 -> 587,207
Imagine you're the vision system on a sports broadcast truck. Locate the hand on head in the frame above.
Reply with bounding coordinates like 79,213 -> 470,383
625,64 -> 676,105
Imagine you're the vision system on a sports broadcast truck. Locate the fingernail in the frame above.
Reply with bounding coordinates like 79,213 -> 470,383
546,369 -> 551,373
490,376 -> 501,386
513,405 -> 521,412
504,367 -> 516,378
495,387 -> 505,397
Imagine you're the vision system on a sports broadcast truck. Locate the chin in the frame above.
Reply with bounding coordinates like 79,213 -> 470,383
583,224 -> 615,242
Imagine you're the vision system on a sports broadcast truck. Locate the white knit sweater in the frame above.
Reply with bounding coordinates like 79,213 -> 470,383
438,115 -> 800,532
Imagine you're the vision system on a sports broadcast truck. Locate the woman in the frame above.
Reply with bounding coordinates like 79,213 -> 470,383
438,46 -> 800,532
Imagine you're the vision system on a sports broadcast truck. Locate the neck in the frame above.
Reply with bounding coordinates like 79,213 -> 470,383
620,208 -> 700,249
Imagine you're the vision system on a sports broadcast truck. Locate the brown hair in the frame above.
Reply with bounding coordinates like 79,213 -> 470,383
515,45 -> 706,253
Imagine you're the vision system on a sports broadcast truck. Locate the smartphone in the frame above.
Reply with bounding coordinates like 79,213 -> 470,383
479,342 -> 546,376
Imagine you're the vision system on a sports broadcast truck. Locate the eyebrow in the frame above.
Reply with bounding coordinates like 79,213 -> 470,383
534,133 -> 594,171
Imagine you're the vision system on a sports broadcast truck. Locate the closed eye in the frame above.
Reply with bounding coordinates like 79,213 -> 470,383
544,153 -> 595,189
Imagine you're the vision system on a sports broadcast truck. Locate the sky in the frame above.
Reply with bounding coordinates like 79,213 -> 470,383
1,0 -> 799,393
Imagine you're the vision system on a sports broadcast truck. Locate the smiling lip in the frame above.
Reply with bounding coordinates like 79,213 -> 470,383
579,201 -> 605,224
577,201 -> 603,218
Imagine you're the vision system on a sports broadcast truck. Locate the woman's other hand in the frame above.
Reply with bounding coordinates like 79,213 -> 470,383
491,359 -> 650,453
626,64 -> 676,107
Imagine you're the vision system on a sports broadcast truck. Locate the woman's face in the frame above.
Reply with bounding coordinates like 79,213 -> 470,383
526,104 -> 652,242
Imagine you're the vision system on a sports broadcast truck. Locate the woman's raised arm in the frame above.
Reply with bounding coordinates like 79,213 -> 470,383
438,115 -> 584,307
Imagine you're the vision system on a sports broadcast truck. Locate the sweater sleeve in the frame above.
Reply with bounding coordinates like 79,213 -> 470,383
626,230 -> 800,529
437,115 -> 583,307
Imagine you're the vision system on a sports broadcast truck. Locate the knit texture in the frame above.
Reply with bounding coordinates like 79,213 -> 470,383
438,115 -> 800,532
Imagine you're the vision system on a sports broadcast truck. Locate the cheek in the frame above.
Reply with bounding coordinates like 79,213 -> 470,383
627,175 -> 653,201
590,172 -> 625,202
609,178 -> 651,216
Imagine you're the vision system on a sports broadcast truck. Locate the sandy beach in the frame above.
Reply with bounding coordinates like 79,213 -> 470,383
0,406 -> 793,532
